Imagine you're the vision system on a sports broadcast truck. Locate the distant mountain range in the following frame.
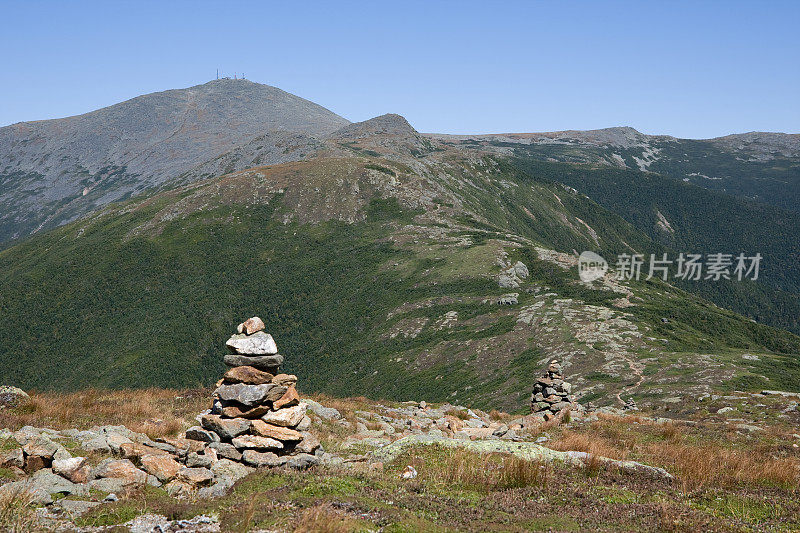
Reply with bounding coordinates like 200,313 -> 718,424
1,80 -> 799,410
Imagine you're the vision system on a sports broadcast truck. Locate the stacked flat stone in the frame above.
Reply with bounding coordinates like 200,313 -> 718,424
529,360 -> 576,420
185,317 -> 321,469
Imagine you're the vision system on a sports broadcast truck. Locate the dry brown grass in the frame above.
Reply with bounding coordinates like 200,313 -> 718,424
294,504 -> 361,533
417,448 -> 548,490
549,431 -> 630,461
0,486 -> 40,532
0,388 -> 209,439
488,409 -> 512,422
444,408 -> 470,420
647,441 -> 800,491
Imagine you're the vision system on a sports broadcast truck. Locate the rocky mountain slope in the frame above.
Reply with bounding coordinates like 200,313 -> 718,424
2,115 -> 799,416
430,127 -> 800,212
0,79 -> 349,242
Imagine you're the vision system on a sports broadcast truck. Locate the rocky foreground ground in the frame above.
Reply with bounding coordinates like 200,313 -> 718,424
1,384 -> 800,532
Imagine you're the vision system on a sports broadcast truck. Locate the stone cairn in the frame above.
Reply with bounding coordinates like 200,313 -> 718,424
530,359 -> 576,420
185,317 -> 321,469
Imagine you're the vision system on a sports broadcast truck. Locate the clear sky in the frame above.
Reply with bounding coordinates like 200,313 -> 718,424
1,0 -> 797,138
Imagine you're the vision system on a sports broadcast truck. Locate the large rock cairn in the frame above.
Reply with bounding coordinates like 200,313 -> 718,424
185,317 -> 321,470
530,359 -> 576,421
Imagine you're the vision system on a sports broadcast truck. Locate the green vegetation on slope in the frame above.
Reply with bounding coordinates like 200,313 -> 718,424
507,156 -> 800,334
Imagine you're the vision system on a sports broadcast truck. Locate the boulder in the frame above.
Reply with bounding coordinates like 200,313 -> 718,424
92,459 -> 148,485
211,459 -> 253,484
207,442 -> 242,462
223,366 -> 273,385
186,451 -> 215,468
223,354 -> 284,371
220,404 -> 271,419
176,467 -> 213,487
185,426 -> 221,443
226,332 -> 278,355
261,404 -> 307,427
89,478 -> 127,494
273,386 -> 300,410
0,447 -> 24,469
200,415 -> 251,440
293,433 -> 321,455
119,442 -> 170,461
52,457 -> 89,484
0,386 -> 29,407
22,436 -> 59,461
214,383 -> 276,407
237,317 -> 266,336
30,468 -> 86,496
165,479 -> 195,497
287,453 -> 319,469
140,455 -> 183,482
302,399 -> 341,420
231,435 -> 283,451
241,450 -> 288,468
272,374 -> 298,387
251,420 -> 303,442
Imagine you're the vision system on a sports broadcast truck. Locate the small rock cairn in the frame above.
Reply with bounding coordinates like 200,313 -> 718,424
185,317 -> 321,469
530,360 -> 576,420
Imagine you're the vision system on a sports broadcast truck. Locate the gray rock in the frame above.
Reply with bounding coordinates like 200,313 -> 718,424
226,332 -> 278,355
296,415 -> 312,431
31,468 -> 86,496
211,459 -> 254,484
186,426 -> 221,443
186,452 -> 214,468
287,453 -> 319,469
241,450 -> 288,467
513,261 -> 529,279
302,399 -> 341,420
56,499 -> 101,516
223,354 -> 284,371
0,447 -> 24,468
200,415 -> 251,440
0,482 -> 53,505
197,480 -> 233,499
89,478 -> 127,494
207,442 -> 242,461
717,407 -> 735,414
0,386 -> 29,407
214,383 -> 275,407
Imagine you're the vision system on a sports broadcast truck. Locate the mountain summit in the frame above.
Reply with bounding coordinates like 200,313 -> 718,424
0,79 -> 349,242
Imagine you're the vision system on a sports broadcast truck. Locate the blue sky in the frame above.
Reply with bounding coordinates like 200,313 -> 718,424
1,0 -> 797,138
